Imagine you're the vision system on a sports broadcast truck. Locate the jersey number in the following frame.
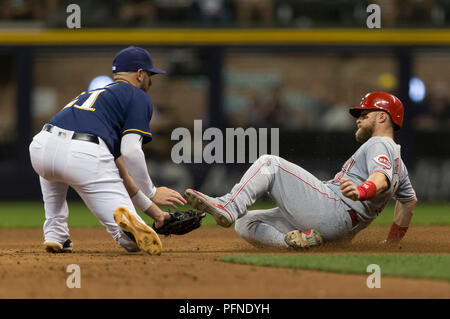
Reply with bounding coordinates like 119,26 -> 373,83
63,89 -> 106,112
332,157 -> 355,183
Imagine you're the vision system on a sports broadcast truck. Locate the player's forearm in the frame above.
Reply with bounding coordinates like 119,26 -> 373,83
143,202 -> 166,221
367,172 -> 389,195
115,157 -> 139,197
355,172 -> 389,201
116,156 -> 153,212
120,134 -> 157,198
393,198 -> 416,227
122,149 -> 156,197
386,198 -> 417,242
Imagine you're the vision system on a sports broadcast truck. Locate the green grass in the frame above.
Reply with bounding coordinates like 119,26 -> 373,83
370,202 -> 450,226
0,200 -> 448,228
220,254 -> 450,281
0,201 -> 219,228
246,201 -> 450,226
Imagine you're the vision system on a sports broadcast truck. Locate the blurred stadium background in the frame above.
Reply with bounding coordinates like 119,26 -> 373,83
0,0 -> 450,203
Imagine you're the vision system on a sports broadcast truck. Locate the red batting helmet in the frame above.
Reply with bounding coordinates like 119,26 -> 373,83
349,92 -> 404,130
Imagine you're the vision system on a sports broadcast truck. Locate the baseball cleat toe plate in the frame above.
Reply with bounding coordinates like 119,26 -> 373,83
184,188 -> 233,228
114,207 -> 162,256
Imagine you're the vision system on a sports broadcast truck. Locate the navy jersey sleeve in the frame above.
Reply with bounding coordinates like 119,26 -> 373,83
122,89 -> 153,144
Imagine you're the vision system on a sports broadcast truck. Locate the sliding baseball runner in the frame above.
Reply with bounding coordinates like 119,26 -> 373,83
185,92 -> 417,249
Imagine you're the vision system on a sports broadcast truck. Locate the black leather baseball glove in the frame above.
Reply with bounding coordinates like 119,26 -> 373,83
153,210 -> 206,236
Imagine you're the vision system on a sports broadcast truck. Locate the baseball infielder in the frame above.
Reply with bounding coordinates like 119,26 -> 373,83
29,46 -> 186,255
185,92 -> 417,248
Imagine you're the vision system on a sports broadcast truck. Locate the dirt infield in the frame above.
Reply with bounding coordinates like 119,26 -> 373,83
0,226 -> 448,299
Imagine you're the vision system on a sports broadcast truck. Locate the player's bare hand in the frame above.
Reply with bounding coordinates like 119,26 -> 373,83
339,178 -> 359,201
151,186 -> 187,209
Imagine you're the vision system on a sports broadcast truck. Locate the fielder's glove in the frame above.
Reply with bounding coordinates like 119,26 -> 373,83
153,210 -> 206,236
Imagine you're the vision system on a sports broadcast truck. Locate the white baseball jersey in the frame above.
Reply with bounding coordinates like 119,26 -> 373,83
326,136 -> 416,224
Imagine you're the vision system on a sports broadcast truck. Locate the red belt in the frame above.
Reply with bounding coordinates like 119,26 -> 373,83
348,210 -> 359,228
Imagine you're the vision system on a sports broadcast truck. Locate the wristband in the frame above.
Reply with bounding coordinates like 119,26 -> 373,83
357,181 -> 377,201
131,190 -> 152,212
387,222 -> 408,242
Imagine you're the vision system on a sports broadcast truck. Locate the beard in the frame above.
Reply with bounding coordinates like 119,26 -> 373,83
140,82 -> 150,93
355,125 -> 373,143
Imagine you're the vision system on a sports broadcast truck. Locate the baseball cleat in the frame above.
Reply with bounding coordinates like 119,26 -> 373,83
285,229 -> 324,249
184,188 -> 234,228
44,239 -> 73,253
113,207 -> 162,256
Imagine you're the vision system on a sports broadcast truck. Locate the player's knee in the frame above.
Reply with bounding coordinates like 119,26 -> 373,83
257,154 -> 273,162
257,154 -> 280,165
235,215 -> 258,238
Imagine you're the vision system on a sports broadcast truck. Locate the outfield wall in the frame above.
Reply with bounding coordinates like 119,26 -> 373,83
0,29 -> 449,200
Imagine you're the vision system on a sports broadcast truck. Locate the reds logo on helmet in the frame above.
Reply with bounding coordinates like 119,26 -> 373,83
373,154 -> 392,169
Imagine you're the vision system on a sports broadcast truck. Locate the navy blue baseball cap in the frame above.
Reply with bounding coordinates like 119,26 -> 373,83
112,46 -> 166,75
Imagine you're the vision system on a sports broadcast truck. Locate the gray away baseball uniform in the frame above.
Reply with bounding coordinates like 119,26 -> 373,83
214,136 -> 416,248
326,136 -> 416,228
